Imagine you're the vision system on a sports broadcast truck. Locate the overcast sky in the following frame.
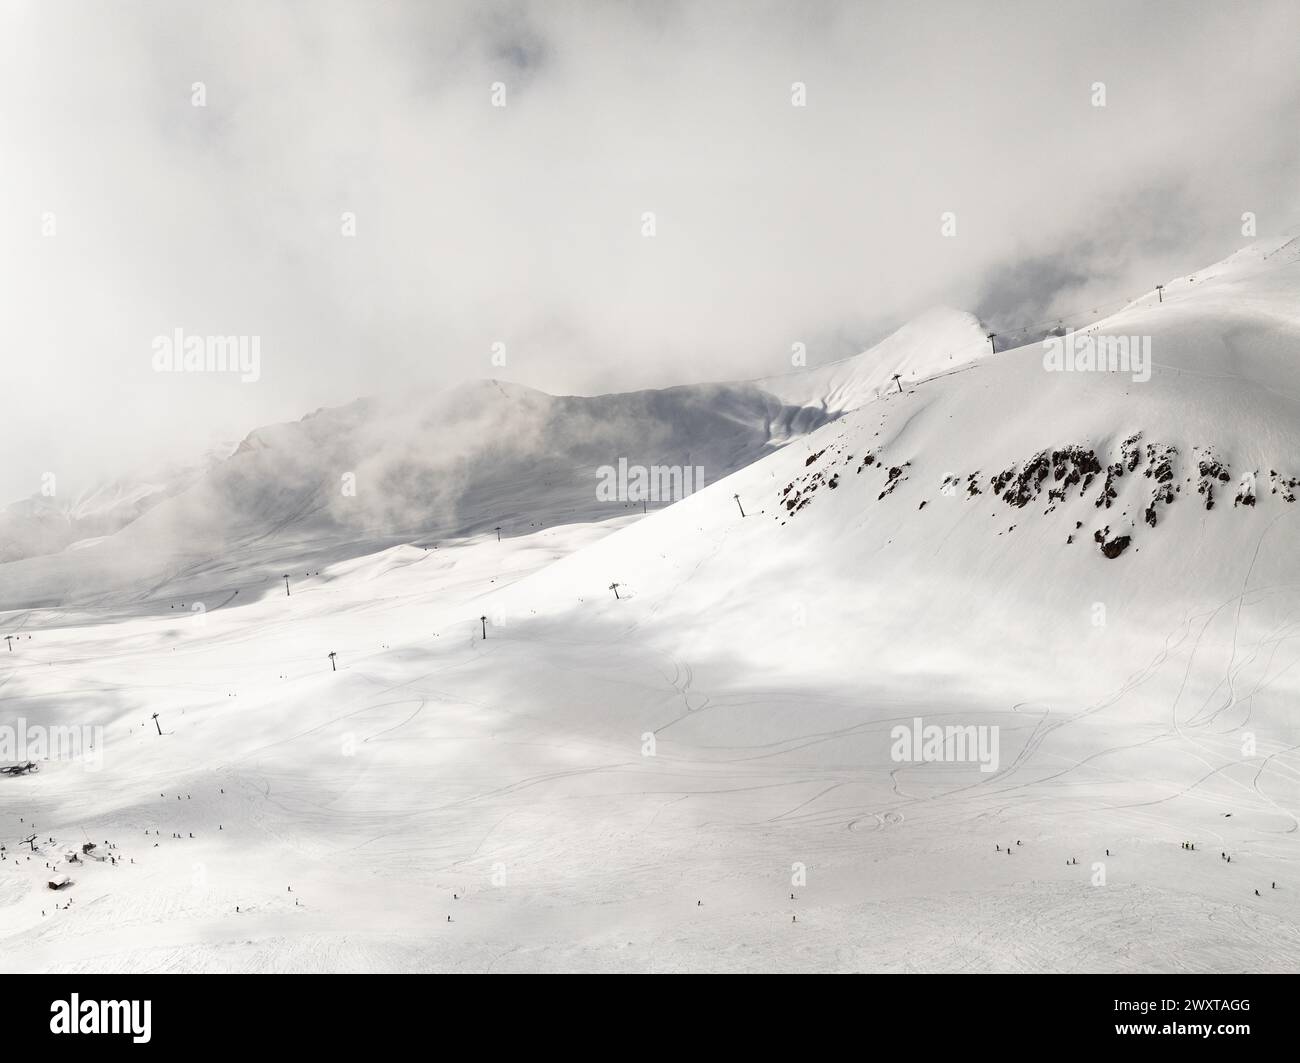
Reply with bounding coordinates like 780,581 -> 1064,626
3,0 -> 1299,504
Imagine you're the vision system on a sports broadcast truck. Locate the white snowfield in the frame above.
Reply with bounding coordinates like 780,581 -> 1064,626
3,238 -> 1300,972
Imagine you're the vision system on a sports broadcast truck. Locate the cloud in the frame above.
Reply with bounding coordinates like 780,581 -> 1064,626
3,0 -> 1299,503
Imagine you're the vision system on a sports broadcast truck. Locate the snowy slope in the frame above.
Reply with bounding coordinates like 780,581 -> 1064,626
3,238 -> 1300,972
756,306 -> 992,416
0,308 -> 986,610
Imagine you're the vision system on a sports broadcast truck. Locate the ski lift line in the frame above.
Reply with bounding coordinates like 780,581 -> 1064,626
871,300 -> 1134,381
992,295 -> 1133,338
870,241 -> 1300,395
989,238 -> 1300,341
736,282 -> 1167,385
1262,234 -> 1300,260
1002,294 -> 1133,331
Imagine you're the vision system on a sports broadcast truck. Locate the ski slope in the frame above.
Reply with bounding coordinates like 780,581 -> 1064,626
3,239 -> 1300,972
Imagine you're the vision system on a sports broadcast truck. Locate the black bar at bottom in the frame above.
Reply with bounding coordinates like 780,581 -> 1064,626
0,973 -> 1291,1049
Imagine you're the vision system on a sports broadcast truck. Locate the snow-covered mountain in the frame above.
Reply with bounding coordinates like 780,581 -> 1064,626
3,237 -> 1300,973
0,308 -> 989,609
0,445 -> 235,564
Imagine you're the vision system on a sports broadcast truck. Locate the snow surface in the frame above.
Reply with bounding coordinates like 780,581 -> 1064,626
3,240 -> 1300,972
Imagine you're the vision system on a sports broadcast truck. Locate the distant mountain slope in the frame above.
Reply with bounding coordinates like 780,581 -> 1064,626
0,378 -> 822,608
0,445 -> 235,564
0,309 -> 988,608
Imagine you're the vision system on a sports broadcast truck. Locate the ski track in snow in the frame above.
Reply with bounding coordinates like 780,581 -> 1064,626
4,240 -> 1300,971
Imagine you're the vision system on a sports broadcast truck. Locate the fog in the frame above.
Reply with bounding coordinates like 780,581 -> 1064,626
3,0 -> 1298,503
